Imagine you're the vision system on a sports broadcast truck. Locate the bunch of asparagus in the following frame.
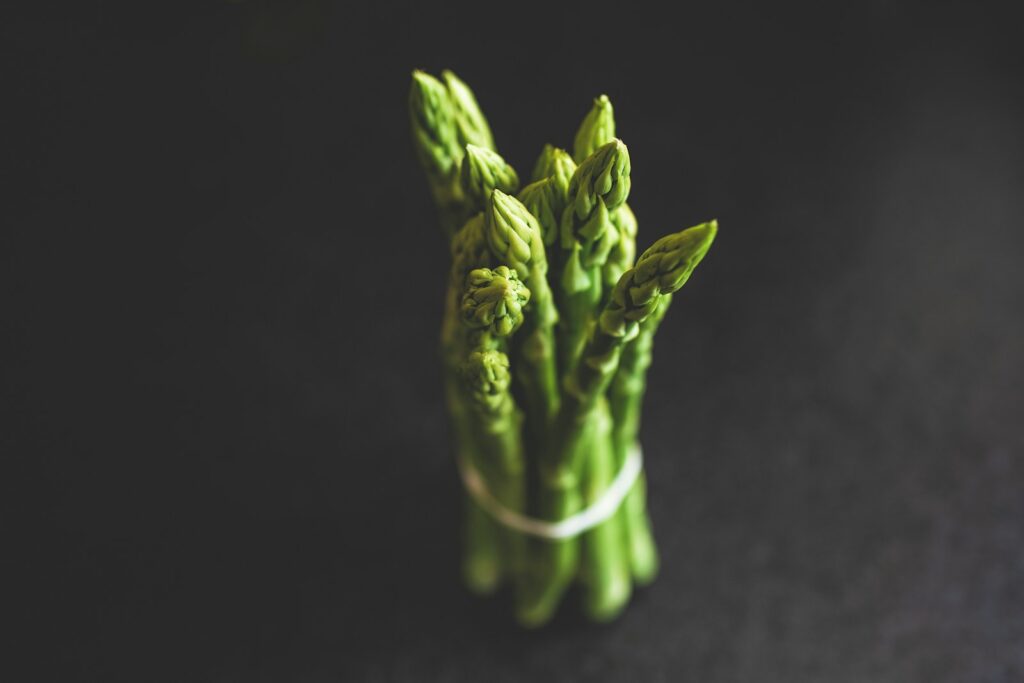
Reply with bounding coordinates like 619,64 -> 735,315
409,69 -> 716,626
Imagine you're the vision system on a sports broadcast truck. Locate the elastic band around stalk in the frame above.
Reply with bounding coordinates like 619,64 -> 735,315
455,445 -> 643,540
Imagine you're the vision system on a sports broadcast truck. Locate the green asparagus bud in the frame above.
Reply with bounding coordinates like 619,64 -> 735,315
573,94 -> 615,164
563,194 -> 616,273
463,349 -> 512,412
460,266 -> 531,337
461,145 -> 520,211
517,178 -> 560,247
599,220 -> 717,341
442,69 -> 495,151
531,144 -> 557,183
484,189 -> 547,278
566,139 -> 631,220
554,141 -> 630,375
409,70 -> 460,180
531,145 -> 577,199
560,140 -> 631,276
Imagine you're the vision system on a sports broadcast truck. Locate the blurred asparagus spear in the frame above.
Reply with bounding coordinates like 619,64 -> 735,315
409,70 -> 500,239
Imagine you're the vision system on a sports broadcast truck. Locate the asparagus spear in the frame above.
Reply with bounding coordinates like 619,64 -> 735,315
442,69 -> 495,151
570,95 -> 637,301
531,144 -> 577,192
572,95 -> 648,580
461,349 -> 524,488
460,266 -> 530,338
517,178 -> 560,248
566,94 -> 633,615
579,395 -> 632,621
573,94 -> 616,164
484,191 -> 560,445
409,70 -> 499,239
460,144 -> 519,213
610,292 -> 671,584
555,221 -> 718,480
409,71 -> 464,239
556,139 -> 631,374
460,267 -> 530,582
521,146 -> 576,278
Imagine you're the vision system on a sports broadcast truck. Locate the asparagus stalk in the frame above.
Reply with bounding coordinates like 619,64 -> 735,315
553,221 -> 718,480
521,146 -> 576,281
522,222 -> 716,625
460,266 -> 530,582
556,139 -> 631,375
531,144 -> 577,194
460,144 -> 519,214
517,178 -> 560,248
520,146 -> 574,245
565,96 -> 631,613
484,191 -> 560,446
570,95 -> 638,303
579,396 -> 632,621
409,70 -> 498,239
441,217 -> 501,592
573,94 -> 616,164
443,152 -> 516,345
609,293 -> 671,585
409,71 -> 464,239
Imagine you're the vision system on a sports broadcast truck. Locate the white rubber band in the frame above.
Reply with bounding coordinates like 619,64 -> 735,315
455,445 -> 643,541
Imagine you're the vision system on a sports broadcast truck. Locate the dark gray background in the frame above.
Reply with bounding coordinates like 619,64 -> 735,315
8,1 -> 1024,681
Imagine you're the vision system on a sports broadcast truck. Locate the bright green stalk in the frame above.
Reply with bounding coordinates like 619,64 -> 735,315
461,145 -> 519,213
522,146 -> 576,283
609,293 -> 671,585
552,221 -> 717,478
556,139 -> 631,374
442,69 -> 495,151
485,191 -> 560,444
579,397 -> 632,621
573,94 -> 616,164
520,222 -> 715,624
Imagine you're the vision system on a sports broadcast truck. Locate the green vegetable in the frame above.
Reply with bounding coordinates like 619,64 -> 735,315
573,94 -> 616,164
556,139 -> 631,375
460,145 -> 519,212
409,71 -> 718,626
